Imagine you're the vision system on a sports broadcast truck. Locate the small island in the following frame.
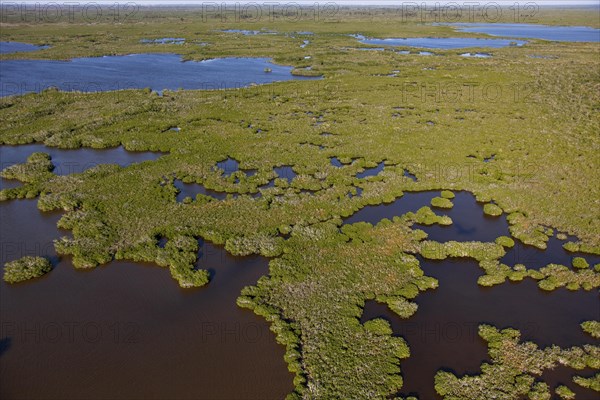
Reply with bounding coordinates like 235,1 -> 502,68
3,256 -> 52,283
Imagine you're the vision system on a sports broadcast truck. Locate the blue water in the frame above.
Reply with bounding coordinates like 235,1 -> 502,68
221,29 -> 276,35
274,166 -> 296,183
445,23 -> 600,42
0,41 -> 48,54
217,158 -> 240,177
460,52 -> 492,58
140,38 -> 185,44
354,47 -> 386,51
356,161 -> 385,178
330,157 -> 343,167
0,54 -> 320,97
359,37 -> 526,49
528,55 -> 558,59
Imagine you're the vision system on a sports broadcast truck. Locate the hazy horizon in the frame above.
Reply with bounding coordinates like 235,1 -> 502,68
4,0 -> 600,6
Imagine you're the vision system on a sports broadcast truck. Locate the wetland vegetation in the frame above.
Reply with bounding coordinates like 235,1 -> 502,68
0,4 -> 599,399
3,256 -> 52,283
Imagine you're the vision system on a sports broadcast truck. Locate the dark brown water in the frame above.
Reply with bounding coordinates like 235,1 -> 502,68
343,191 -> 438,225
355,191 -> 599,399
0,199 -> 292,399
502,235 -> 600,270
344,190 -> 600,267
418,191 -> 509,243
361,258 -> 599,399
174,179 -> 230,201
2,142 -> 598,400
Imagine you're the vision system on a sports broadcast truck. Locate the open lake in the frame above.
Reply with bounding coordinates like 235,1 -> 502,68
0,54 -> 320,97
357,37 -> 527,49
443,23 -> 600,42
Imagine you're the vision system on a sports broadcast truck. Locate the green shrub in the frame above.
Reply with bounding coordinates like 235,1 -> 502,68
169,263 -> 210,288
573,373 -> 600,392
483,203 -> 503,216
495,236 -> 515,248
478,274 -> 506,287
3,256 -> 52,283
0,152 -> 54,183
555,385 -> 575,399
528,382 -> 551,400
431,197 -> 453,209
412,206 -> 452,226
538,278 -> 557,291
440,190 -> 455,199
508,267 -> 527,281
581,321 -> 600,338
563,242 -> 579,252
572,257 -> 589,269
364,318 -> 392,335
435,324 -> 597,400
420,241 -> 447,260
385,297 -> 418,318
